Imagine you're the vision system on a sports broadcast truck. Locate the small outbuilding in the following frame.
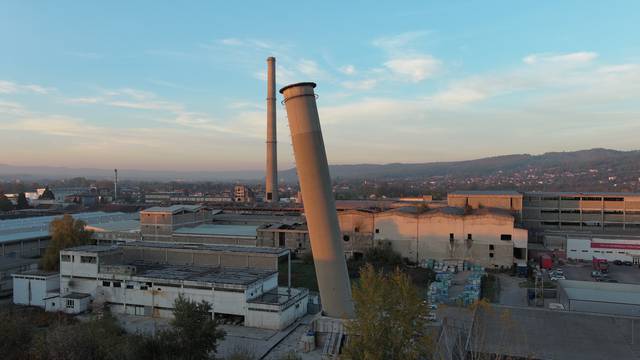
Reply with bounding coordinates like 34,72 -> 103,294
12,270 -> 59,308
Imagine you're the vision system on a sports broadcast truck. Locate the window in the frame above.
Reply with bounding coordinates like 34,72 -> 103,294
343,235 -> 350,242
582,250 -> 589,253
449,233 -> 454,240
604,197 -> 624,201
126,284 -> 134,289
354,227 -> 360,233
66,299 -> 74,309
489,253 -> 494,258
500,234 -> 512,241
61,254 -> 71,262
467,234 -> 472,240
489,245 -> 494,250
80,256 -> 96,264
113,281 -> 121,288
571,249 -> 577,252
140,285 -> 148,290
375,229 -> 380,234
102,281 -> 111,287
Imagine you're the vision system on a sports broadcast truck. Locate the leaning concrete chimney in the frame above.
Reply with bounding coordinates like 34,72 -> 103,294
265,57 -> 279,203
280,82 -> 354,318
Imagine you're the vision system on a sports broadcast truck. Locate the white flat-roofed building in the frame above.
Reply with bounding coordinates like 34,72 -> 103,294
12,270 -> 59,308
55,244 -> 307,330
566,236 -> 640,263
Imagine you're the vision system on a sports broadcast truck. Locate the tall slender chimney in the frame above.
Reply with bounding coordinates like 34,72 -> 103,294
265,57 -> 279,203
114,168 -> 118,202
280,82 -> 354,318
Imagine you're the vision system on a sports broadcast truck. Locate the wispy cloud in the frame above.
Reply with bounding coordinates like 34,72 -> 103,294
0,80 -> 55,95
384,56 -> 440,82
372,31 -> 431,54
523,51 -> 598,65
339,65 -> 356,75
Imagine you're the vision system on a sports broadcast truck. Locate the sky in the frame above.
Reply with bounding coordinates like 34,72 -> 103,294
1,1 -> 639,172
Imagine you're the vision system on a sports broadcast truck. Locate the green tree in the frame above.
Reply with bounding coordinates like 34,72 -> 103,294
16,192 -> 29,209
40,214 -> 94,271
0,193 -> 13,211
39,187 -> 55,200
135,295 -> 226,360
342,264 -> 432,360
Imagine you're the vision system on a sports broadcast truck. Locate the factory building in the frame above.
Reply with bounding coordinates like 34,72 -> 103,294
563,235 -> 640,263
522,191 -> 640,232
557,280 -> 640,317
14,243 -> 307,330
256,223 -> 309,251
371,207 -> 527,268
139,205 -> 216,241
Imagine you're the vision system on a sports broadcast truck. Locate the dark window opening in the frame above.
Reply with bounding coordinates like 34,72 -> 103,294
102,281 -> 111,287
500,234 -> 512,241
375,229 -> 380,234
489,245 -> 494,250
354,227 -> 360,233
449,233 -> 454,240
467,234 -> 472,240
343,235 -> 350,242
278,233 -> 285,247
113,282 -> 121,288
266,193 -> 272,200
489,253 -> 494,258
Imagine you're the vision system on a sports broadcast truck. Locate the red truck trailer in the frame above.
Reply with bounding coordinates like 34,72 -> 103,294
540,254 -> 553,270
593,257 -> 609,273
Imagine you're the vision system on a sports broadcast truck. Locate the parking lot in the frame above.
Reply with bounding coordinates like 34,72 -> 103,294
560,261 -> 640,284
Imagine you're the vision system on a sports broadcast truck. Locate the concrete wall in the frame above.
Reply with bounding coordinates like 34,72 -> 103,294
121,246 -> 279,271
448,194 -> 523,212
373,211 -> 526,267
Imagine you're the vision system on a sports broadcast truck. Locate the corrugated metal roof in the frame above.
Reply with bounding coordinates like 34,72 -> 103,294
0,211 -> 137,244
559,279 -> 640,306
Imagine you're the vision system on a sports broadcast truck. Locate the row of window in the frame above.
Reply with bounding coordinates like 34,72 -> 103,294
570,250 -> 627,254
540,209 -> 626,214
530,196 -> 625,202
60,255 -> 96,263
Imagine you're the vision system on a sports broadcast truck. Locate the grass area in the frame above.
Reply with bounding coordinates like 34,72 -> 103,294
279,258 -> 319,291
481,274 -> 501,302
278,252 -> 435,295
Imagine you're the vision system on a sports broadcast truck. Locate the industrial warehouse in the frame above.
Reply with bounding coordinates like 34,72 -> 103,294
12,242 -> 308,330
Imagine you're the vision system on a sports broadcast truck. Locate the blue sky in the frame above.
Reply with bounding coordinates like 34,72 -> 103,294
1,1 -> 639,171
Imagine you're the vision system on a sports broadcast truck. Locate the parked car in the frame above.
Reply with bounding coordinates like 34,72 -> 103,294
591,270 -> 602,278
623,261 -> 633,266
550,275 -> 566,281
614,260 -> 623,265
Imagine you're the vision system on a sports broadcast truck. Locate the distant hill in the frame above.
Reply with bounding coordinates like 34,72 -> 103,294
2,148 -> 639,186
280,148 -> 640,181
0,164 -> 263,182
